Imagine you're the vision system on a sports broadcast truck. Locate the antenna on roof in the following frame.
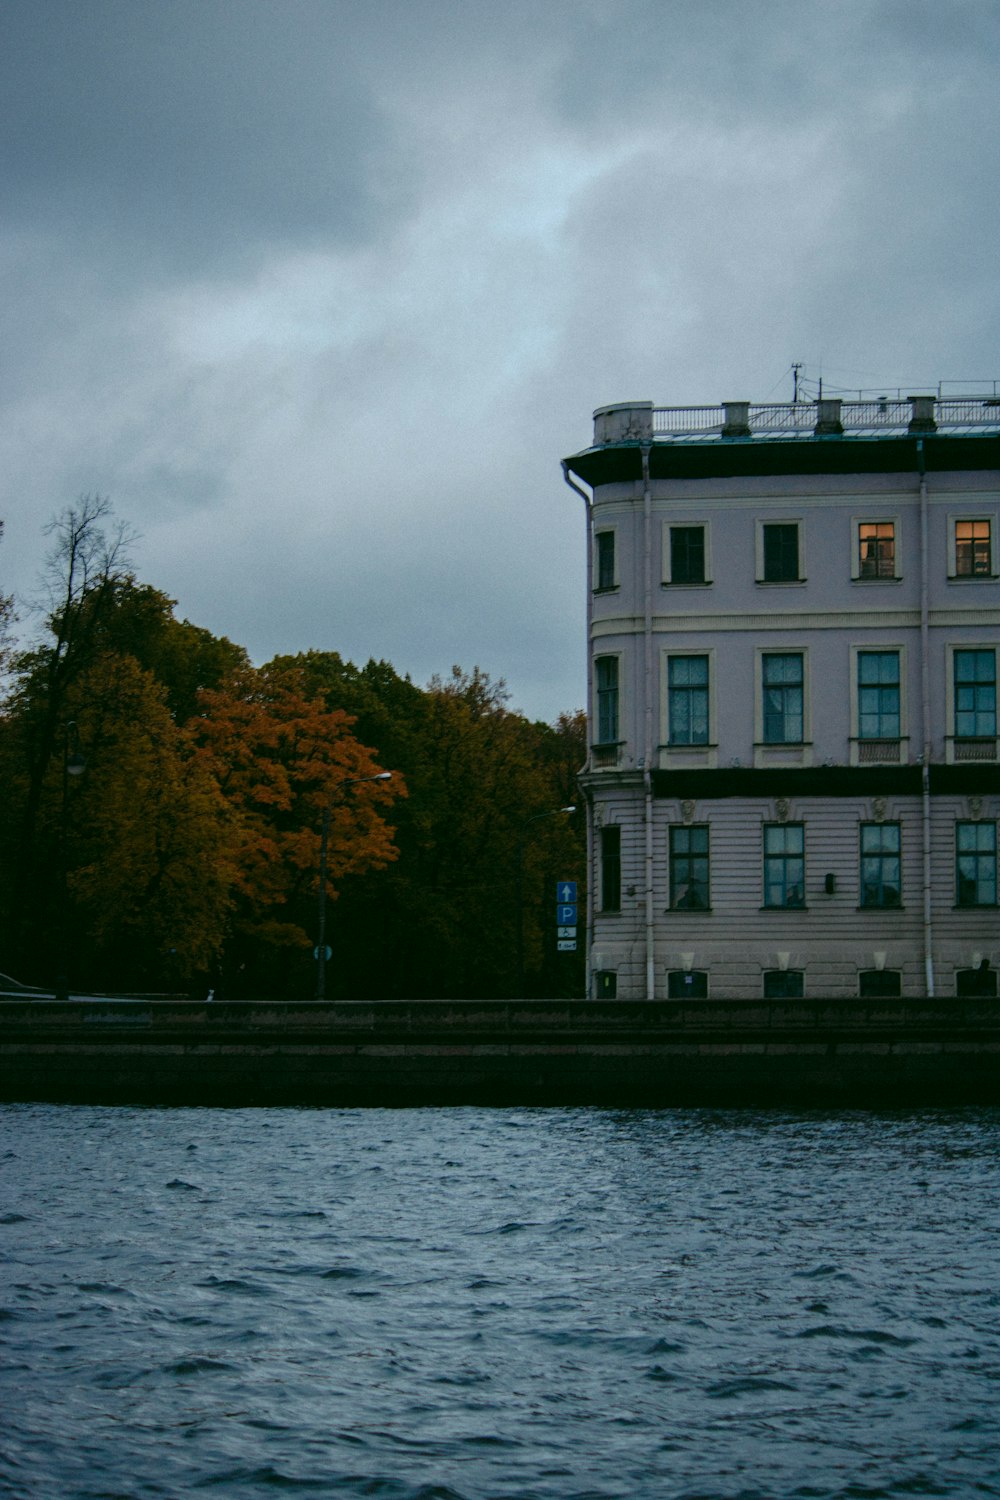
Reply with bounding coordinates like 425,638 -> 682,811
791,363 -> 802,403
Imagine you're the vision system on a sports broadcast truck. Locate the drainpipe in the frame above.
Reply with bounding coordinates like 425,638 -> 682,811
641,444 -> 656,1000
561,461 -> 595,999
917,439 -> 935,996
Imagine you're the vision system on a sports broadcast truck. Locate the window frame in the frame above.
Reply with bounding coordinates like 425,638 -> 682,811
669,823 -> 711,911
849,645 -> 906,764
859,821 -> 902,909
666,652 -> 711,747
594,528 -> 618,592
852,517 -> 900,581
755,520 -> 803,584
760,651 -> 805,746
762,822 -> 806,909
945,643 -> 998,762
593,653 -> 622,749
956,966 -> 998,998
953,647 -> 997,739
762,969 -> 804,999
663,521 -> 712,587
667,969 -> 708,998
856,649 -> 901,740
955,821 -> 997,908
599,824 -> 621,913
948,515 -> 997,579
859,970 -> 902,998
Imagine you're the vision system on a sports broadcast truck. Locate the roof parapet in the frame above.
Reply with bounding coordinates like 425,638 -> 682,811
593,402 -> 653,445
592,393 -> 997,446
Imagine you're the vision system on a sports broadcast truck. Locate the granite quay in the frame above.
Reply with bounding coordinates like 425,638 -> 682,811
1,995 -> 997,1107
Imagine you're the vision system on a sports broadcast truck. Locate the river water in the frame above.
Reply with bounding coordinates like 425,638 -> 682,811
2,1106 -> 998,1500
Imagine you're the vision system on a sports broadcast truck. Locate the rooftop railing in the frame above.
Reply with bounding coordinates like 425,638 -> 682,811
594,393 -> 1000,446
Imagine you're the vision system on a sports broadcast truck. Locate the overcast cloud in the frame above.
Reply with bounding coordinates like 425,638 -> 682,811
2,0 -> 998,719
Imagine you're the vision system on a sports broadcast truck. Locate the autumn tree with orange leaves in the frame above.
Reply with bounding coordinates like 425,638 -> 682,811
186,664 -> 401,994
1,501 -> 583,1000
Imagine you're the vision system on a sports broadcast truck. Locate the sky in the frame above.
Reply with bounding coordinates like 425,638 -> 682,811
2,0 -> 999,721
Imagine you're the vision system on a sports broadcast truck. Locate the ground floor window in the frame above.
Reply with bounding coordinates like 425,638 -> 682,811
667,970 -> 708,998
594,970 -> 618,999
956,966 -> 997,998
860,822 -> 901,907
600,825 -> 621,912
763,823 -> 805,908
859,969 -> 902,998
762,969 -> 804,998
669,824 -> 710,909
956,822 -> 997,906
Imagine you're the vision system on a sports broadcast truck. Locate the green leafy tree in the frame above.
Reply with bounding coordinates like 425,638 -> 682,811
59,653 -> 237,988
0,519 -> 13,680
270,655 -> 585,998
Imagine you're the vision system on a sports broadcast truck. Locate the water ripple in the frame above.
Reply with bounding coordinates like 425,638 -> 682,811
1,1104 -> 998,1500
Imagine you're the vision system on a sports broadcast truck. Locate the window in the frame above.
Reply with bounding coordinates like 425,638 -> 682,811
600,825 -> 621,912
595,656 -> 619,745
595,530 -> 616,591
859,522 -> 895,579
859,970 -> 902,998
669,825 -> 710,909
595,970 -> 618,999
954,650 -> 996,739
669,526 -> 706,585
668,656 -> 709,745
763,970 -> 804,998
858,652 -> 900,740
860,823 -> 901,908
956,822 -> 997,907
762,654 -> 804,744
955,519 -> 992,577
667,970 -> 708,998
762,523 -> 800,582
763,823 -> 805,908
956,966 -> 998,998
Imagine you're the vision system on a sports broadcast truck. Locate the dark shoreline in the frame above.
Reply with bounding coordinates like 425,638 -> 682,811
2,996 -> 997,1107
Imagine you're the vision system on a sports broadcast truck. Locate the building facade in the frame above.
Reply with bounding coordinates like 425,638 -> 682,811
562,392 -> 1000,1000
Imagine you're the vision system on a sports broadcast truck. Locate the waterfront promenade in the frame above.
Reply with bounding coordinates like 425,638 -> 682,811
1,996 -> 997,1106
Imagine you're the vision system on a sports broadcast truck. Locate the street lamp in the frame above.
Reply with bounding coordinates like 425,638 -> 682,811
315,771 -> 392,1001
55,722 -> 87,1003
515,805 -> 576,999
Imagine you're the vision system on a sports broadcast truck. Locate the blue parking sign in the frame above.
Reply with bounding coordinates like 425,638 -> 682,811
557,903 -> 577,925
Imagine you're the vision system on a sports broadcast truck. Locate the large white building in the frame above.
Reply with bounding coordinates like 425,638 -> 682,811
562,392 -> 1000,1000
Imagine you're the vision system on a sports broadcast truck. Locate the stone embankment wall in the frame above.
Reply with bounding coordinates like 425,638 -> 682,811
1,997 -> 997,1106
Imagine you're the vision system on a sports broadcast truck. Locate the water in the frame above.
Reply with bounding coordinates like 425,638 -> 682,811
2,1106 -> 999,1500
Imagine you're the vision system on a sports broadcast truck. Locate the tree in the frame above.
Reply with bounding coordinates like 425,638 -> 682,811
271,655 -> 585,998
0,520 -> 13,681
58,653 -> 237,987
1,500 -> 585,998
10,498 -> 135,896
186,662 -> 401,996
1,500 -> 254,981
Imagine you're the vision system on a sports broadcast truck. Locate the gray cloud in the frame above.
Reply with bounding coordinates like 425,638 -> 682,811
0,0 -> 409,274
2,0 -> 998,719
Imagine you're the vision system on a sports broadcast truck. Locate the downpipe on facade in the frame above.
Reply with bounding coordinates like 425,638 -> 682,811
641,445 -> 656,1000
917,438 -> 935,997
561,461 -> 596,998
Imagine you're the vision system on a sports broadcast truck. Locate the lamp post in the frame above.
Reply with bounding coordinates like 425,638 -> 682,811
515,805 -> 575,999
315,771 -> 392,1001
55,722 -> 87,1003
